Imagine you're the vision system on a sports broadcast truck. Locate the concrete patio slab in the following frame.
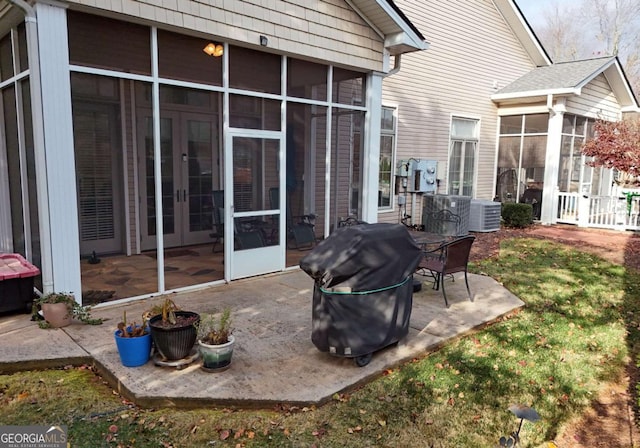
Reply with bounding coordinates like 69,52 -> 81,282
0,270 -> 523,408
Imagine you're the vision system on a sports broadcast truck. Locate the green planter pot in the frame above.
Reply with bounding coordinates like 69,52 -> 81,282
198,335 -> 235,372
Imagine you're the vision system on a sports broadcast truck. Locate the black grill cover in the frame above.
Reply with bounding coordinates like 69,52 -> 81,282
300,223 -> 423,358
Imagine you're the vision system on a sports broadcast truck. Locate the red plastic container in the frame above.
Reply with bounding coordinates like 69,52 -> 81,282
0,253 -> 40,313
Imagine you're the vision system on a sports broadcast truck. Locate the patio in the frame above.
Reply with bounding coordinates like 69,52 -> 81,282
0,270 -> 523,409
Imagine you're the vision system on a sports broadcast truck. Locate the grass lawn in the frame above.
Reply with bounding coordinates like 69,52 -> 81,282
1,238 -> 639,447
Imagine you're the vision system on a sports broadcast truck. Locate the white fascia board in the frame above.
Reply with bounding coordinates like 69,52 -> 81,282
375,1 -> 427,52
491,88 -> 578,101
385,31 -> 430,55
347,0 -> 428,54
492,0 -> 551,67
602,61 -> 640,110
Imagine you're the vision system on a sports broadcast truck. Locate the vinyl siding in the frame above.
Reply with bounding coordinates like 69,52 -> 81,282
380,0 -> 538,223
566,74 -> 621,121
64,0 -> 385,71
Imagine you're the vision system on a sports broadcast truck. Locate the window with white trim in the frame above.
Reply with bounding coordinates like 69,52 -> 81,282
448,117 -> 478,196
378,106 -> 396,209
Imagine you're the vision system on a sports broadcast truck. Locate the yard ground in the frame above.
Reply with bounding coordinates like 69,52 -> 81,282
471,224 -> 640,448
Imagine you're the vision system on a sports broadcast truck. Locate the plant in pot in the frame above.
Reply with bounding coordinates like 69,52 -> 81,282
197,308 -> 235,372
114,311 -> 152,367
34,292 -> 104,328
147,297 -> 200,362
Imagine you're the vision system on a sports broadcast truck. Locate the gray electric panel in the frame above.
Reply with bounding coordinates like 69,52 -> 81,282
469,199 -> 501,232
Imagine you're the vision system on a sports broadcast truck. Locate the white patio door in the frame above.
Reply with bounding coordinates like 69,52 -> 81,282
139,112 -> 217,250
224,130 -> 284,280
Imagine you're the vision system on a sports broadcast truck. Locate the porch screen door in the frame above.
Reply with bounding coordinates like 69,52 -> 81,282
225,130 -> 284,280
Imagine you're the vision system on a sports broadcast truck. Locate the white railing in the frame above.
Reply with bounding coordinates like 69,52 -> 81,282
556,191 -> 640,230
556,192 -> 579,224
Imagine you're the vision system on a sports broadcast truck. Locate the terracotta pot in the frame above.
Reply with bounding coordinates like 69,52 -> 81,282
41,302 -> 72,328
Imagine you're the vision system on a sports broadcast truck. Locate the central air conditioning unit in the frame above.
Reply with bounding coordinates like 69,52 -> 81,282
469,199 -> 501,232
422,195 -> 471,235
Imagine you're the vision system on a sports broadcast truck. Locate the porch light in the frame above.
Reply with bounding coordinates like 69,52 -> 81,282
203,43 -> 224,57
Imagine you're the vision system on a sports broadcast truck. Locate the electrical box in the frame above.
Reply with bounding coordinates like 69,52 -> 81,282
396,159 -> 410,177
396,159 -> 437,193
408,160 -> 437,193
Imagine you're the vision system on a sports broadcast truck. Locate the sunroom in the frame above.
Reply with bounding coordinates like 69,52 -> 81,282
0,0 -> 426,304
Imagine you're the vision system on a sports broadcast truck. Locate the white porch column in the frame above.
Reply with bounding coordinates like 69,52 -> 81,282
361,72 -> 383,223
541,98 -> 565,224
35,3 -> 82,300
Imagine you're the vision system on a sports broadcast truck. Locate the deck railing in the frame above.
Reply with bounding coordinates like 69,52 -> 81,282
556,191 -> 640,230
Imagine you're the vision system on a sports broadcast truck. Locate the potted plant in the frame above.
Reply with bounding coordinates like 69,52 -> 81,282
114,311 -> 152,367
196,308 -> 235,372
34,292 -> 104,328
147,297 -> 200,361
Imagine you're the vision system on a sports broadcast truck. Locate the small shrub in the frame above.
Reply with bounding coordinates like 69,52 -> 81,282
502,203 -> 533,228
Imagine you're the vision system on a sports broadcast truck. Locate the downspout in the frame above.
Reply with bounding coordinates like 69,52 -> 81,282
384,54 -> 401,78
7,0 -> 54,294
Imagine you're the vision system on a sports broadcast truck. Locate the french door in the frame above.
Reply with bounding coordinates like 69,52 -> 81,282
139,111 -> 219,250
225,130 -> 284,280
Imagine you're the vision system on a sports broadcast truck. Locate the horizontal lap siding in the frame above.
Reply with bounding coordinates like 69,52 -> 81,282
566,74 -> 620,121
65,0 -> 384,71
380,0 -> 537,223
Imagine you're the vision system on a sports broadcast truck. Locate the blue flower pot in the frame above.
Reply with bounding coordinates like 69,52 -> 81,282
114,327 -> 152,367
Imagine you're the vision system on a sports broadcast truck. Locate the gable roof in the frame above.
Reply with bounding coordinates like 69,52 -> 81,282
492,56 -> 640,111
493,0 -> 552,67
347,0 -> 429,55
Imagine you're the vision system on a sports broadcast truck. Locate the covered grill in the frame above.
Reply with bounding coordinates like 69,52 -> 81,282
300,223 -> 423,366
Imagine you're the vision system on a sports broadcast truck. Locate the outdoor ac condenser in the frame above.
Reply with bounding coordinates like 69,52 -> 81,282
469,199 -> 501,232
422,195 -> 471,235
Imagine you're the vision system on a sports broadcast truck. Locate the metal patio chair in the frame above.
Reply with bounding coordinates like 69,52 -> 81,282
416,235 -> 475,307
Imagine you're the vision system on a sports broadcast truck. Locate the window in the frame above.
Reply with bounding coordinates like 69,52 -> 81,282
448,117 -> 478,196
378,107 -> 396,209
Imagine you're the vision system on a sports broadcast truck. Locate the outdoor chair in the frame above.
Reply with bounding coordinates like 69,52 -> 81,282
416,235 -> 475,307
269,187 -> 316,250
234,227 -> 266,250
424,209 -> 462,236
338,216 -> 368,227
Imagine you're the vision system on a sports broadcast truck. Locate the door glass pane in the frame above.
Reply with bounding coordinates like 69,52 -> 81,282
233,137 -> 279,250
232,138 -> 279,213
145,117 -> 174,236
160,119 -> 175,235
187,120 -> 213,232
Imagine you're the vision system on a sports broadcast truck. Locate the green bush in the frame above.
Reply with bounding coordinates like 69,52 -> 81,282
502,202 -> 533,228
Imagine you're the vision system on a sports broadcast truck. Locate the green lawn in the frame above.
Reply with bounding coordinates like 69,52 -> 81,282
1,238 -> 638,447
